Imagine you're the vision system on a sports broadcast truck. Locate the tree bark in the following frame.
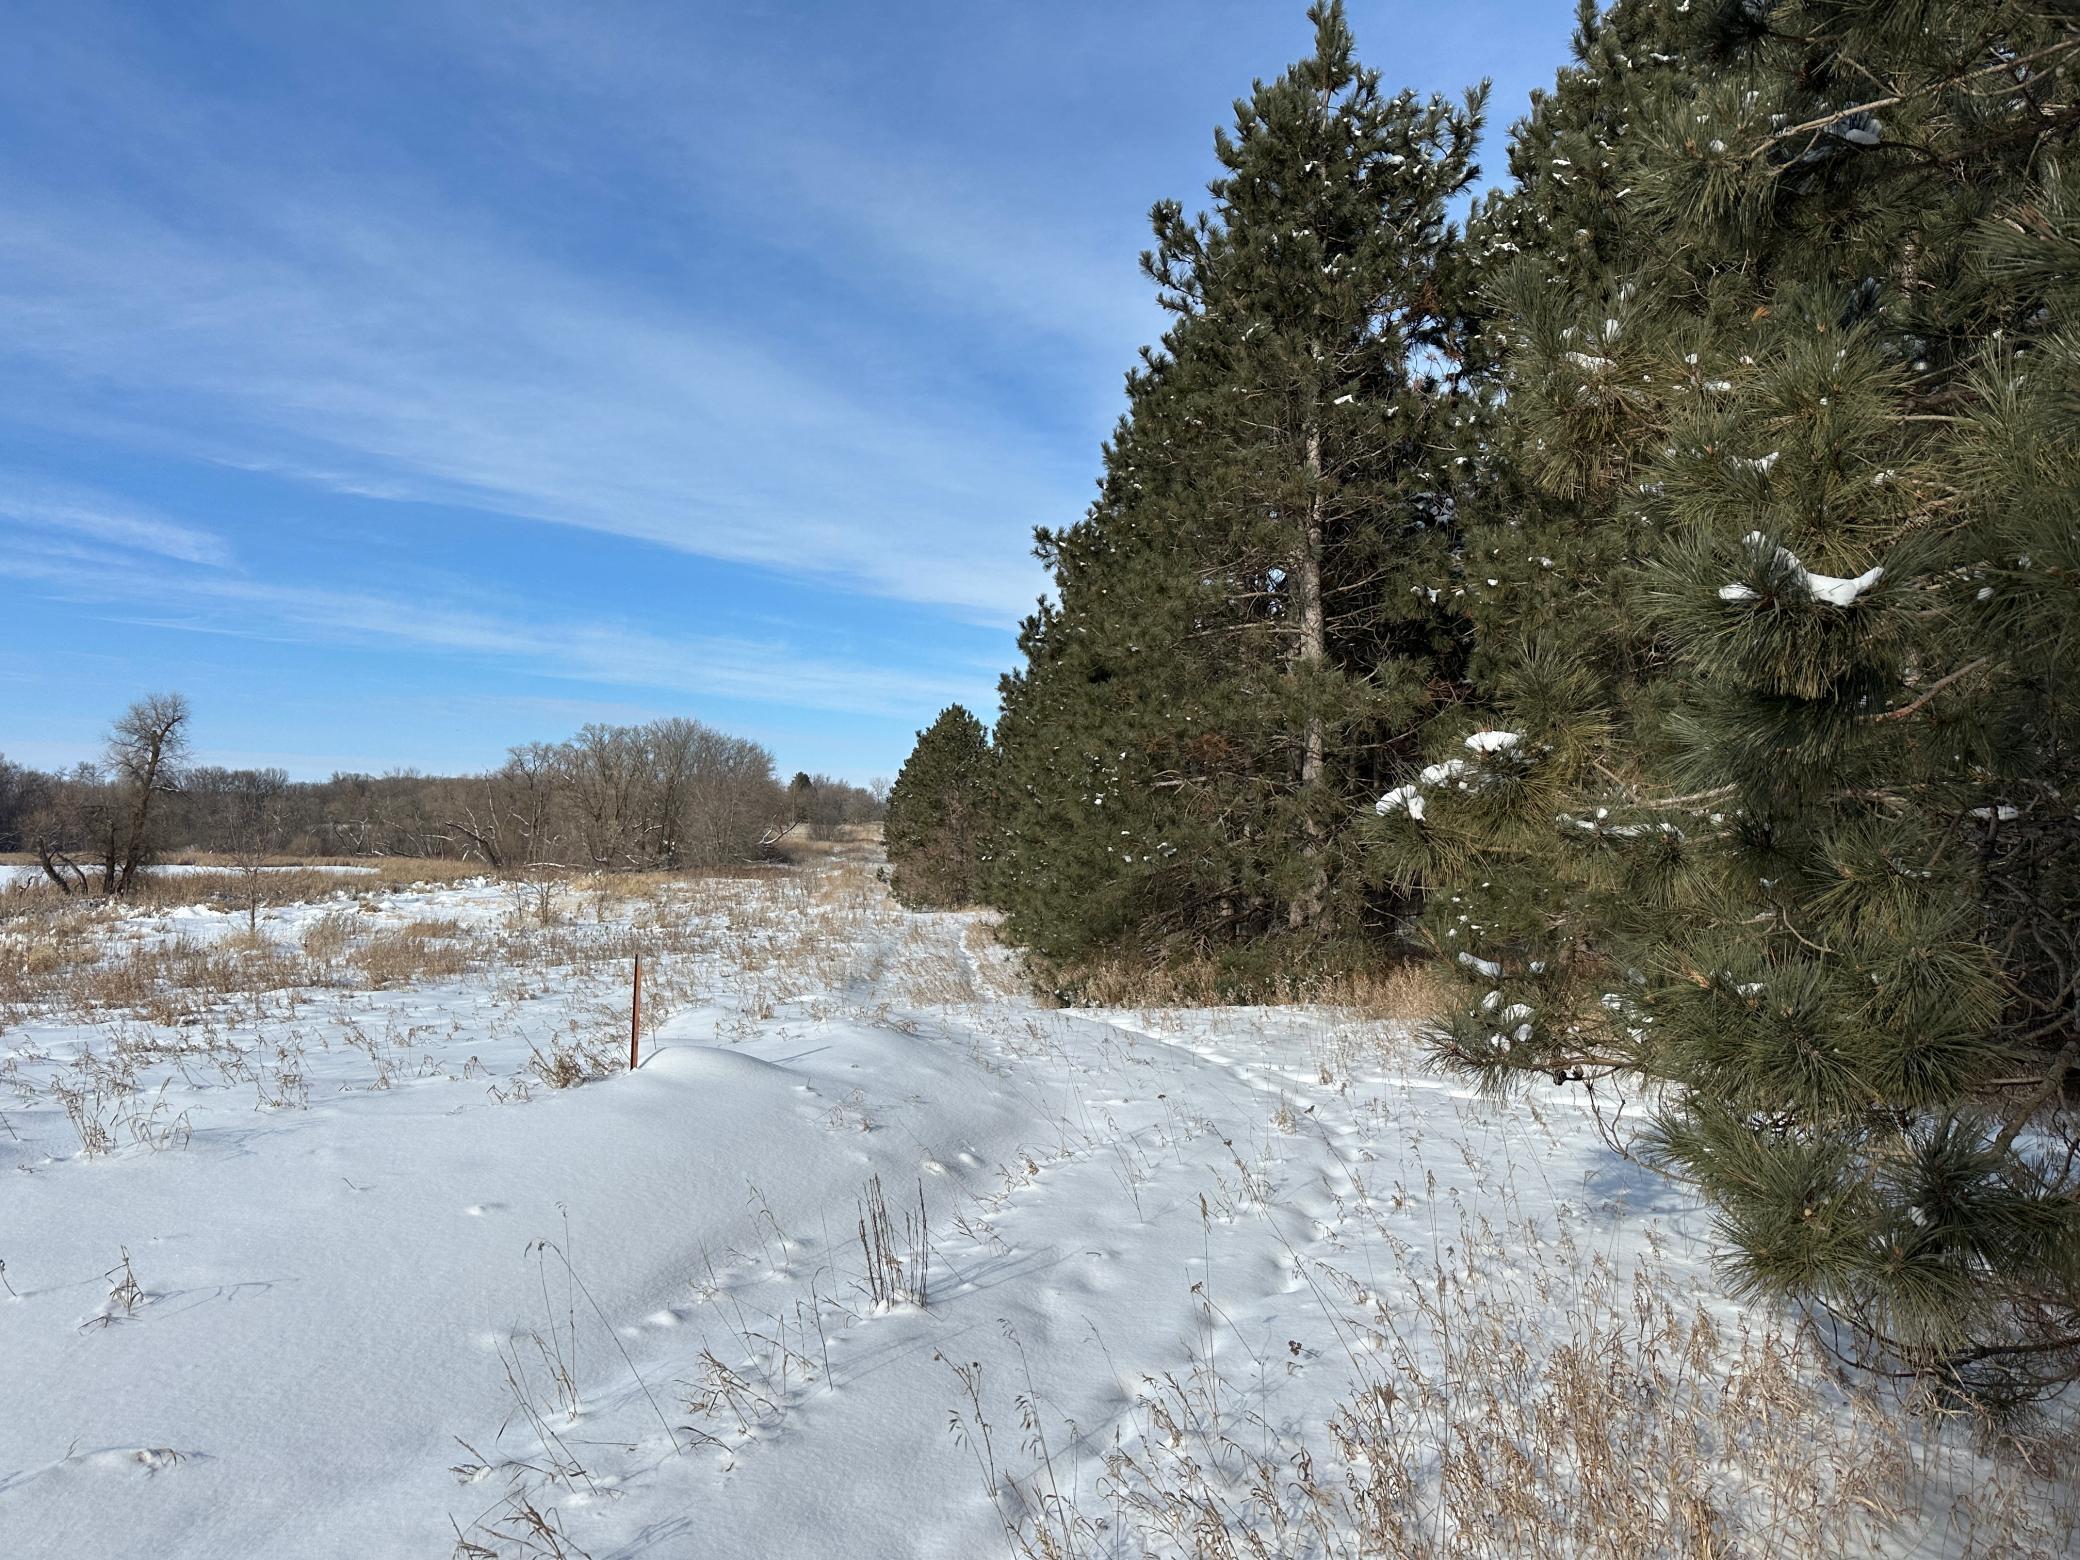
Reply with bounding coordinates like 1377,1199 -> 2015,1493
36,844 -> 84,895
1289,420 -> 1329,933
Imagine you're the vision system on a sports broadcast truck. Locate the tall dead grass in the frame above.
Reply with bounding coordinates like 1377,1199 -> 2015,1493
1043,949 -> 1446,1022
0,858 -> 761,1023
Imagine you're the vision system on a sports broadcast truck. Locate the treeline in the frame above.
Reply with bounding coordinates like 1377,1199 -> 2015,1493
1,699 -> 883,885
786,770 -> 891,843
890,3 -> 2080,1399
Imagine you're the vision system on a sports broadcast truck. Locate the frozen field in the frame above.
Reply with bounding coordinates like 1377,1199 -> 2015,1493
0,848 -> 2069,1558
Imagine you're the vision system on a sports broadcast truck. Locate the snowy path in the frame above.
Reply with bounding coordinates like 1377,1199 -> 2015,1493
0,865 -> 2020,1557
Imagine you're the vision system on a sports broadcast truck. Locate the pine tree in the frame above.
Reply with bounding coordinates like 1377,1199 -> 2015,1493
988,336 -> 1228,960
885,706 -> 993,910
991,2 -> 1487,977
1381,0 -> 2080,1399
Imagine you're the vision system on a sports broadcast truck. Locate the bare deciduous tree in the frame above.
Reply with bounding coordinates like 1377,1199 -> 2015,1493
27,764 -> 96,894
7,709 -> 799,879
105,692 -> 191,896
227,766 -> 288,931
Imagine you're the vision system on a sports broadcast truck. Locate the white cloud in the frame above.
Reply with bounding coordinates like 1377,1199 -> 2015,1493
0,186 -> 1075,619
0,473 -> 233,568
0,2 -> 1139,624
456,2 -> 1157,357
1,529 -> 989,722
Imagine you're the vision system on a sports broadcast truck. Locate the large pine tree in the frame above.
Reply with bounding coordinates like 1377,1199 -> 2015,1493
991,2 -> 1487,976
1380,0 -> 2080,1398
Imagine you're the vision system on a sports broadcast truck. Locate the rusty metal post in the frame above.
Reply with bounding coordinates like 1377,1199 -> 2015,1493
630,952 -> 642,1071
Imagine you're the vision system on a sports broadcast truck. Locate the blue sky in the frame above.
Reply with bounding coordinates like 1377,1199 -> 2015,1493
0,1 -> 1576,783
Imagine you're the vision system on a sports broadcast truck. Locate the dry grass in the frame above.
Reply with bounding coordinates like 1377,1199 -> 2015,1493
0,856 -> 486,916
958,1209 -> 2080,1560
2,924 -> 321,1032
0,850 -> 963,1138
767,821 -> 884,866
351,922 -> 476,988
124,859 -> 481,910
0,860 -> 706,1022
1042,949 -> 1447,1021
1319,962 -> 1452,1023
35,934 -> 328,1025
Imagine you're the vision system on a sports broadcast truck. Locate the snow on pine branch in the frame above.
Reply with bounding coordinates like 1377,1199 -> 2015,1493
1375,731 -> 1521,818
1718,531 -> 1882,607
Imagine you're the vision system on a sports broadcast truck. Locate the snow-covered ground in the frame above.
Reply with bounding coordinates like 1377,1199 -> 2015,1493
1,862 -> 379,887
0,851 -> 2067,1558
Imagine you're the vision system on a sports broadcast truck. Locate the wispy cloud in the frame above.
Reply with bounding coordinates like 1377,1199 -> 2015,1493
0,191 -> 1073,620
457,2 -> 1158,360
0,0 -> 1242,776
0,473 -> 233,568
0,2 -> 1132,623
3,522 -> 987,721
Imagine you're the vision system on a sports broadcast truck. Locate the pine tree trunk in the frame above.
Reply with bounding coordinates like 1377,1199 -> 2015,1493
1288,421 -> 1328,933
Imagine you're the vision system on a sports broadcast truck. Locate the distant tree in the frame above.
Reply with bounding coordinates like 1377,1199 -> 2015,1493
885,707 -> 992,909
226,766 -> 289,932
441,776 -> 509,871
788,771 -> 815,831
4,710 -> 790,880
792,772 -> 883,840
498,742 -> 566,867
103,692 -> 190,895
27,763 -> 97,894
644,719 -> 698,867
0,754 -> 40,855
566,723 -> 644,868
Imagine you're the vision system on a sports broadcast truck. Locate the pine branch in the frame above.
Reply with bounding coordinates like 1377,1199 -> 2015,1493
1746,35 -> 2080,165
1993,1034 -> 2080,1159
1634,784 -> 1739,811
1865,656 -> 1993,723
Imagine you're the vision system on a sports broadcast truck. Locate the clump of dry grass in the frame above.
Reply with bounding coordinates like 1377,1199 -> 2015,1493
0,907 -> 104,998
0,875 -> 66,925
84,1247 -> 149,1329
352,922 -> 475,988
68,935 -> 326,1023
1037,949 -> 1446,1020
449,1488 -> 595,1560
44,1042 -> 194,1156
300,911 -> 358,962
857,1174 -> 930,1312
1316,961 -> 1449,1024
525,1037 -> 619,1090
